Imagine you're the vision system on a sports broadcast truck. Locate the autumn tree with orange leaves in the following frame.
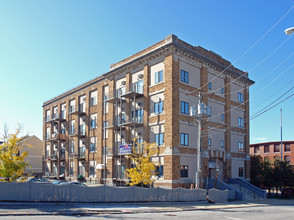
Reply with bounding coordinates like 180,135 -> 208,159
125,139 -> 158,186
0,126 -> 29,182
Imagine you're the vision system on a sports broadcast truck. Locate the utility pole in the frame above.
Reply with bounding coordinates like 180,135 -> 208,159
281,108 -> 283,161
189,92 -> 211,189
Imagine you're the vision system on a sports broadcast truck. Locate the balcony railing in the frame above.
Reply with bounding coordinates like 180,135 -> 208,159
90,144 -> 96,152
69,127 -> 78,136
60,111 -> 66,121
115,115 -> 143,126
132,80 -> 143,94
52,113 -> 59,121
60,152 -> 65,160
69,106 -> 76,114
116,87 -> 126,98
51,133 -> 66,141
51,152 -> 58,160
45,116 -> 51,122
79,103 -> 86,114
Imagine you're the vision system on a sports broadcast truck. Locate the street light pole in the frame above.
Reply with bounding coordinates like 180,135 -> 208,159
280,27 -> 294,160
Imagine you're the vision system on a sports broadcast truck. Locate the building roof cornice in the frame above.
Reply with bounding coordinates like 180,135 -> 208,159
43,34 -> 254,107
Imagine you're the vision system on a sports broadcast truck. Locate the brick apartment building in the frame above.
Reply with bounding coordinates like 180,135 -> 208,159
43,34 -> 254,188
250,141 -> 294,165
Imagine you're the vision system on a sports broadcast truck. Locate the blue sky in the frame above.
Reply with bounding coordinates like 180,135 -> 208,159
0,0 -> 293,144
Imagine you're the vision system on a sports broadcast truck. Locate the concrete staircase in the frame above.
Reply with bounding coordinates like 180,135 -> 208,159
229,183 -> 262,200
227,178 -> 266,200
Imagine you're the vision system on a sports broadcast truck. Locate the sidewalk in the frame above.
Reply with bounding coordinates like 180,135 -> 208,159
0,199 -> 293,216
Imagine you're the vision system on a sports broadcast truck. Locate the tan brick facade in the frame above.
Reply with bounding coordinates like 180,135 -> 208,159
42,35 -> 254,188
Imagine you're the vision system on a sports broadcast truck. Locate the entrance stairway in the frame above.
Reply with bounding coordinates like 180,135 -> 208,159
205,178 -> 266,201
227,178 -> 266,200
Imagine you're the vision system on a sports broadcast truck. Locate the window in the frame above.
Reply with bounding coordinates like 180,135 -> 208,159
132,108 -> 143,123
208,138 -> 211,147
180,165 -> 188,178
238,167 -> 244,177
221,87 -> 224,94
254,146 -> 260,154
90,137 -> 96,152
238,142 -> 244,152
89,161 -> 96,177
155,133 -> 164,146
103,121 -> 108,139
46,127 -> 50,140
264,145 -> 269,153
79,96 -> 86,113
79,144 -> 85,158
274,156 -> 280,161
284,144 -> 291,152
45,110 -> 51,122
90,114 -> 97,129
274,144 -> 280,152
104,86 -> 109,100
180,133 -> 189,146
155,165 -> 163,178
155,70 -> 163,84
70,141 -> 75,155
52,107 -> 58,119
46,145 -> 50,158
238,93 -> 244,103
90,91 -> 97,106
103,101 -> 109,114
60,163 -> 65,175
221,114 -> 224,121
61,104 -> 66,119
79,162 -> 85,176
180,70 -> 189,83
70,120 -> 75,134
221,140 -> 224,148
102,146 -> 108,163
79,124 -> 85,135
69,100 -> 75,113
208,82 -> 212,90
133,80 -> 143,93
181,101 -> 189,115
154,100 -> 164,114
264,156 -> 269,162
60,144 -> 65,159
238,117 -> 244,128
69,162 -> 74,176
284,155 -> 290,163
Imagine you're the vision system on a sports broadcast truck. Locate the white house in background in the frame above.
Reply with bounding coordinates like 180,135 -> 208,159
18,135 -> 43,177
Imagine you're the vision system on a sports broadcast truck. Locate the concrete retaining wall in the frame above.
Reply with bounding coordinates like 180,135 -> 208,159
0,182 -> 231,202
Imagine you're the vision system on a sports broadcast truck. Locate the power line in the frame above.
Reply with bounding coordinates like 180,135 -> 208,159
199,5 -> 294,93
250,93 -> 294,120
250,86 -> 294,119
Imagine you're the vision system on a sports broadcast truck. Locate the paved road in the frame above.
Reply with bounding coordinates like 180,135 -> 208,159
0,199 -> 293,219
1,204 -> 294,219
